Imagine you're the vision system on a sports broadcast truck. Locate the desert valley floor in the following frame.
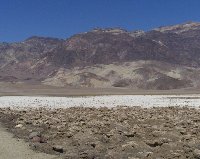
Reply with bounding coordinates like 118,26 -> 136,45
1,85 -> 200,158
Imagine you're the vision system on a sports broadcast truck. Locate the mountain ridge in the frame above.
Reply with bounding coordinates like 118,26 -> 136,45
1,22 -> 200,89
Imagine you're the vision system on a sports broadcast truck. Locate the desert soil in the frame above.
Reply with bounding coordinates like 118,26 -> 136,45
0,123 -> 59,159
1,82 -> 200,96
1,106 -> 200,159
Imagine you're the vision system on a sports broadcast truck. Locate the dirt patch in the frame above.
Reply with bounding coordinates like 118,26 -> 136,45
0,107 -> 200,158
0,123 -> 58,159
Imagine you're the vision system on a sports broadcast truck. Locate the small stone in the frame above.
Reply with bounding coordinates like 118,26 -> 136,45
124,131 -> 136,137
52,145 -> 64,153
194,149 -> 200,159
146,140 -> 163,147
182,134 -> 192,141
171,152 -> 181,157
15,124 -> 23,128
31,136 -> 41,143
29,132 -> 41,139
25,121 -> 32,125
144,152 -> 153,157
180,130 -> 187,135
31,136 -> 47,143
138,151 -> 153,157
122,141 -> 138,150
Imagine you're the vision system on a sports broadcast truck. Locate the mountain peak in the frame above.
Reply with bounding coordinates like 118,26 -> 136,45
154,21 -> 200,33
25,36 -> 46,41
91,27 -> 127,34
25,36 -> 63,42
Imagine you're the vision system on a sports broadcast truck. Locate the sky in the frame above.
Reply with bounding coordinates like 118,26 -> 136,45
0,0 -> 200,42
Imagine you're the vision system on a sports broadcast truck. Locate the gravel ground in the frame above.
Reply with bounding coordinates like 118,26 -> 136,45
1,106 -> 200,159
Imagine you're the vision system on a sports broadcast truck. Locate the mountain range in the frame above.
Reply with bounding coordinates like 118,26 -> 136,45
1,22 -> 200,89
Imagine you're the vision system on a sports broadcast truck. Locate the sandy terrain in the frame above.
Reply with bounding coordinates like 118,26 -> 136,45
1,82 -> 200,96
0,123 -> 59,159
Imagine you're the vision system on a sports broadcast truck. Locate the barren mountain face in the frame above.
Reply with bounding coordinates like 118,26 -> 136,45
1,22 -> 200,89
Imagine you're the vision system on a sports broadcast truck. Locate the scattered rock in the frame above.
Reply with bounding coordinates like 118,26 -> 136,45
124,131 -> 136,137
15,124 -> 23,128
31,136 -> 47,143
29,132 -> 41,139
52,145 -> 64,153
194,149 -> 200,159
146,140 -> 163,147
1,106 -> 200,158
31,136 -> 41,143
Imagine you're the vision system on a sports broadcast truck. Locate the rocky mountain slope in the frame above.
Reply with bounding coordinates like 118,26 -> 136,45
1,22 -> 200,89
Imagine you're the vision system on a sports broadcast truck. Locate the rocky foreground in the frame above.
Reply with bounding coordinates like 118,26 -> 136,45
1,107 -> 200,159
